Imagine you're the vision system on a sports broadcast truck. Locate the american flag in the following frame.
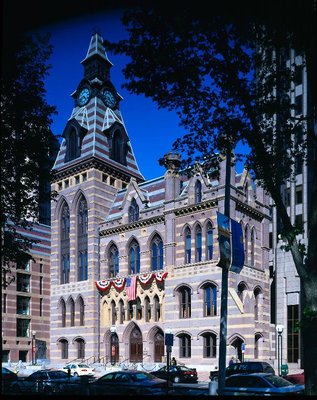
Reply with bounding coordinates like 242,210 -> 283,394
126,276 -> 137,301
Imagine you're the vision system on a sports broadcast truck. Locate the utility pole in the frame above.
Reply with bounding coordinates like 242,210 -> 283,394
218,147 -> 232,395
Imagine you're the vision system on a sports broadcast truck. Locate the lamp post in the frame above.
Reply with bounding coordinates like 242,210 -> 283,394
276,325 -> 284,376
110,326 -> 116,366
32,331 -> 36,365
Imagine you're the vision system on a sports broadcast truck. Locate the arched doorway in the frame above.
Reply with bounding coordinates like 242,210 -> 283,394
130,325 -> 143,362
230,336 -> 244,362
154,331 -> 164,362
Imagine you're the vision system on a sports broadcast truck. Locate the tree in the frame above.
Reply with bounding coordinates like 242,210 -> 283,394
1,32 -> 57,288
105,1 -> 317,394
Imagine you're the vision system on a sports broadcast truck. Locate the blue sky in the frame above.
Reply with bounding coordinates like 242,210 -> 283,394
41,10 -> 188,181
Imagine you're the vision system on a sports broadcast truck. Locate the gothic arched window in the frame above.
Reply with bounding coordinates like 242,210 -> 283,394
144,296 -> 151,322
179,286 -> 191,319
60,299 -> 66,327
108,245 -> 119,278
77,197 -> 88,281
206,222 -> 213,260
202,332 -> 217,358
128,240 -> 140,274
203,283 -> 217,317
179,333 -> 191,358
250,228 -> 255,266
195,180 -> 202,203
77,296 -> 85,326
185,227 -> 191,264
111,300 -> 117,325
195,225 -> 202,262
60,339 -> 68,359
153,295 -> 161,322
60,203 -> 70,284
136,297 -> 142,320
69,298 -> 75,327
129,198 -> 139,223
151,235 -> 164,271
244,226 -> 249,265
119,299 -> 125,324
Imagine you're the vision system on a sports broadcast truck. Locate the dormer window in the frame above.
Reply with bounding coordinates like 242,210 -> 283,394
129,198 -> 139,223
111,129 -> 127,165
195,180 -> 202,203
63,121 -> 86,162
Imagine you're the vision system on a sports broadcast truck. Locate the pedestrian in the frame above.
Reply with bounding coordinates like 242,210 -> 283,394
171,357 -> 177,366
229,356 -> 235,366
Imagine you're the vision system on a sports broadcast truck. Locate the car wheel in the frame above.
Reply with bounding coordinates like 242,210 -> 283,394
173,376 -> 180,383
74,372 -> 79,377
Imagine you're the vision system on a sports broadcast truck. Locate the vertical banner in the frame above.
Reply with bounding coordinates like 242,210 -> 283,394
231,219 -> 245,273
217,212 -> 231,269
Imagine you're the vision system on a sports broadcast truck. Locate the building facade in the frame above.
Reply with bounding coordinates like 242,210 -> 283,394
50,33 -> 275,369
270,49 -> 314,370
2,224 -> 51,364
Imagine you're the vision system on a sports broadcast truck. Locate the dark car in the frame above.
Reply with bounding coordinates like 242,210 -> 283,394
88,370 -> 167,396
222,373 -> 304,396
1,367 -> 18,393
152,365 -> 198,383
284,372 -> 305,385
210,361 -> 275,380
10,369 -> 80,394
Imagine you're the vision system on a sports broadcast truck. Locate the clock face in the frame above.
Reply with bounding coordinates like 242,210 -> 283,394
78,88 -> 90,106
102,89 -> 116,109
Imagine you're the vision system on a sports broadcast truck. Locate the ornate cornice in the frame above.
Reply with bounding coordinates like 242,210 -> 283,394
173,200 -> 217,216
235,198 -> 268,221
100,215 -> 165,236
52,156 -> 143,183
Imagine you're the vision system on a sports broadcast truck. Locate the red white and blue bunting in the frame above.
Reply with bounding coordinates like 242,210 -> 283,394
95,271 -> 168,294
155,271 -> 168,282
112,277 -> 126,291
95,280 -> 111,292
138,272 -> 154,286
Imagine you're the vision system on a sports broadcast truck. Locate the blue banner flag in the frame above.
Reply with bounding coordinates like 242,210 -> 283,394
231,219 -> 245,273
217,212 -> 231,269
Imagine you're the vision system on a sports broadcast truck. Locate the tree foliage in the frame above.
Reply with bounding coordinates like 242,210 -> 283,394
105,1 -> 317,394
1,33 -> 57,287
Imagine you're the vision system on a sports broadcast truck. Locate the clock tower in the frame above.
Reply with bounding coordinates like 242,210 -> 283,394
50,32 -> 144,363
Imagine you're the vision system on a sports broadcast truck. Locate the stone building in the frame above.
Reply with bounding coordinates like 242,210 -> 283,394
50,32 -> 275,369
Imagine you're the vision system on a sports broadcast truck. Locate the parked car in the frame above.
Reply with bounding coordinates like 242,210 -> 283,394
152,365 -> 198,383
222,373 -> 305,396
10,369 -> 81,394
88,370 -> 167,396
60,362 -> 95,377
1,367 -> 18,393
284,372 -> 305,385
210,361 -> 275,380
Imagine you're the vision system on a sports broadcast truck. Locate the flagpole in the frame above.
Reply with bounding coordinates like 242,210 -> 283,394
218,145 -> 231,395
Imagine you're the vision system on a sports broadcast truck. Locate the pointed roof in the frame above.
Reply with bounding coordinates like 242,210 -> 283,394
81,32 -> 113,65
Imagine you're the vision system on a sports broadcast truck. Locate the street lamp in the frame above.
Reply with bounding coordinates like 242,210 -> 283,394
276,325 -> 284,376
32,331 -> 37,365
110,326 -> 117,366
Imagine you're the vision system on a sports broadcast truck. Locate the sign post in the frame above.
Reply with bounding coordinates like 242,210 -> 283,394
165,331 -> 174,392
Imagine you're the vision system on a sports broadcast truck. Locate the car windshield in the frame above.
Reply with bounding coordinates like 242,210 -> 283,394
132,373 -> 154,382
78,364 -> 89,368
49,371 -> 68,379
266,375 -> 292,387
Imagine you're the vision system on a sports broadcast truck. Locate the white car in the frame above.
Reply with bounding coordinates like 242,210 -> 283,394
60,363 -> 95,377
